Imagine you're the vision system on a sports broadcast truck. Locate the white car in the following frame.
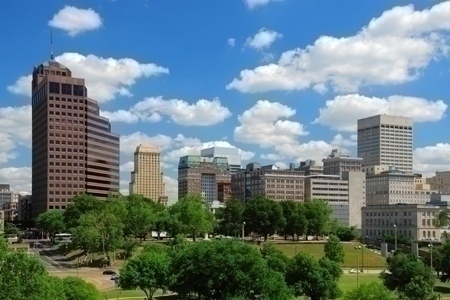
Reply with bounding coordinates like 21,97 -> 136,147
348,269 -> 360,274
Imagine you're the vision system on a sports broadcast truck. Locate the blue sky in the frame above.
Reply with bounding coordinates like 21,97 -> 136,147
0,0 -> 449,201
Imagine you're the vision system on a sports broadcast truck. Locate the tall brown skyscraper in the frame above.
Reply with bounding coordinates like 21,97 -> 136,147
31,56 -> 120,219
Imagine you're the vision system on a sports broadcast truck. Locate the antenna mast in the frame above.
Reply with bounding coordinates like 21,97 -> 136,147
50,29 -> 54,60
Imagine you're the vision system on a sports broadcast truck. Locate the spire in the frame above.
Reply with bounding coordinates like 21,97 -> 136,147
50,29 -> 54,60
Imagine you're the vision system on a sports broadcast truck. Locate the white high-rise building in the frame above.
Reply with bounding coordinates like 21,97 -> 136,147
129,145 -> 167,206
357,115 -> 413,174
201,146 -> 241,174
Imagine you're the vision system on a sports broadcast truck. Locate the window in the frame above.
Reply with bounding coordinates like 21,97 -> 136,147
61,83 -> 72,95
73,85 -> 84,96
49,82 -> 60,93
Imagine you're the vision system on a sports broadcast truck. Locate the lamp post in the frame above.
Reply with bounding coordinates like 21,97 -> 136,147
355,246 -> 361,288
361,236 -> 365,273
242,222 -> 246,243
428,243 -> 434,269
394,224 -> 397,252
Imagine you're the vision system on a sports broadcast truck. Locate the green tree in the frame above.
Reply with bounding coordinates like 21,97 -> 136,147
285,252 -> 342,300
435,209 -> 450,227
169,194 -> 214,241
260,241 -> 290,274
170,239 -> 293,300
304,199 -> 332,238
0,237 -> 8,252
3,222 -> 20,237
280,201 -> 308,241
243,196 -> 286,240
324,234 -> 345,263
440,240 -> 450,281
124,194 -> 156,241
154,209 -> 172,240
217,199 -> 244,237
380,252 -> 436,300
120,248 -> 171,300
62,277 -> 99,300
64,194 -> 104,229
343,282 -> 397,300
330,223 -> 359,241
35,210 -> 65,240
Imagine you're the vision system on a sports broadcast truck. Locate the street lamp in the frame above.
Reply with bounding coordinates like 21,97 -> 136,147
355,245 -> 361,288
394,224 -> 397,252
242,222 -> 246,243
428,243 -> 434,270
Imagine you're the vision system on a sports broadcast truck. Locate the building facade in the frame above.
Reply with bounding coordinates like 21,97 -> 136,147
178,155 -> 230,204
322,148 -> 362,176
362,204 -> 442,242
357,115 -> 413,174
129,145 -> 167,205
200,147 -> 242,175
31,56 -> 119,218
231,163 -> 305,204
0,190 -> 19,207
297,160 -> 323,176
427,171 -> 450,194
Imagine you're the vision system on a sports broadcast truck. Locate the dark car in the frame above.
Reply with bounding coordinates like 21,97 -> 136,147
102,270 -> 116,275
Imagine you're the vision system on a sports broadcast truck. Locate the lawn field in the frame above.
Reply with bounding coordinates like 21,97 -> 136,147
269,242 -> 387,268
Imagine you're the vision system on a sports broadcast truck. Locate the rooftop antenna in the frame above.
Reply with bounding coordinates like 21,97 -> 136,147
50,28 -> 54,60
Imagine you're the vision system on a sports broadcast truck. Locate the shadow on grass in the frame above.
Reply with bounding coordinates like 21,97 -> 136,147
434,286 -> 450,295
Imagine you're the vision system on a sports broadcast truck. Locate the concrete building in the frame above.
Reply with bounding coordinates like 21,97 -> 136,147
31,55 -> 120,218
322,148 -> 362,176
201,147 -> 242,175
414,173 -> 431,190
178,155 -> 230,204
0,184 -> 10,191
357,115 -> 413,174
297,160 -> 323,176
2,202 -> 18,222
362,204 -> 442,242
18,195 -> 32,222
427,171 -> 450,194
129,145 -> 167,206
231,163 -> 305,204
0,190 -> 19,207
361,165 -> 391,176
366,168 -> 437,206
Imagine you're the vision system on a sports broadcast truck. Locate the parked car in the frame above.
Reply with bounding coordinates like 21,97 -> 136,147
103,270 -> 116,275
111,274 -> 119,280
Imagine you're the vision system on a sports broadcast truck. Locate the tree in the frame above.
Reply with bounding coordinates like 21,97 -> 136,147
169,194 -> 215,241
35,210 -> 65,239
260,241 -> 290,274
440,240 -> 450,281
154,209 -> 171,240
62,277 -> 99,300
421,245 -> 442,277
3,222 -> 20,237
243,196 -> 286,240
285,252 -> 342,300
380,252 -> 436,300
435,209 -> 450,227
120,247 -> 171,300
329,223 -> 358,241
280,201 -> 308,241
324,234 -> 345,263
343,282 -> 397,300
304,199 -> 332,238
217,199 -> 244,237
170,239 -> 293,300
124,194 -> 156,241
64,194 -> 104,229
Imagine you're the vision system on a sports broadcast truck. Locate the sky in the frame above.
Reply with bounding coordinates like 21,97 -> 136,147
0,0 -> 449,202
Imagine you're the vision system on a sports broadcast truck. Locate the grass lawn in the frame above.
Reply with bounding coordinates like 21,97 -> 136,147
270,242 -> 387,268
339,273 -> 381,293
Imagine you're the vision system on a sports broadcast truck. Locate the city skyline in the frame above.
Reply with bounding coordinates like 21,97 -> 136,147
1,1 -> 450,204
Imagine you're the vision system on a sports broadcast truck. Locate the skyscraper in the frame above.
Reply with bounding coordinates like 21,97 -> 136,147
357,114 -> 413,174
200,146 -> 241,174
129,145 -> 167,206
31,56 -> 119,219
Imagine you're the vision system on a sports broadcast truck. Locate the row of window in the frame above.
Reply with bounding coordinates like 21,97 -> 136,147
49,96 -> 84,103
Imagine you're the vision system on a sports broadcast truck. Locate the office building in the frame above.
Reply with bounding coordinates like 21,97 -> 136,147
322,148 -> 362,176
427,171 -> 450,194
201,146 -> 242,175
31,55 -> 119,218
0,190 -> 19,207
0,184 -> 10,191
178,155 -> 230,204
129,145 -> 167,205
362,204 -> 442,242
357,115 -> 413,174
297,160 -> 323,176
231,162 -> 305,204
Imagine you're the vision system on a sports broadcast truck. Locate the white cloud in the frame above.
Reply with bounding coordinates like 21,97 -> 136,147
228,2 -> 450,93
274,141 -> 337,164
8,53 -> 168,102
120,161 -> 134,172
245,28 -> 283,50
0,167 -> 32,194
49,6 -> 102,36
244,0 -> 281,10
0,133 -> 18,164
234,100 -> 308,147
119,180 -> 129,196
330,134 -> 357,148
260,153 -> 284,160
164,175 -> 178,205
120,132 -> 173,155
260,53 -> 275,63
274,162 -> 289,169
227,38 -> 236,47
103,96 -> 231,126
315,94 -> 448,132
414,143 -> 450,176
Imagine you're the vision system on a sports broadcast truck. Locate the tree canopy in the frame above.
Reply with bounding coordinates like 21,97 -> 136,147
343,282 -> 397,300
324,234 -> 345,263
35,210 -> 65,239
304,199 -> 332,237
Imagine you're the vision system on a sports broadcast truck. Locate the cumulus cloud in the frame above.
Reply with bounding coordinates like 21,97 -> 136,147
228,2 -> 450,93
49,6 -> 102,36
103,96 -> 231,126
8,53 -> 168,102
0,167 -> 32,194
244,0 -> 281,10
331,134 -> 357,147
245,28 -> 283,50
227,38 -> 236,47
414,143 -> 450,176
0,105 -> 32,163
120,161 -> 134,172
120,180 -> 129,196
234,100 -> 308,147
164,175 -> 178,205
120,132 -> 173,155
315,94 -> 448,132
